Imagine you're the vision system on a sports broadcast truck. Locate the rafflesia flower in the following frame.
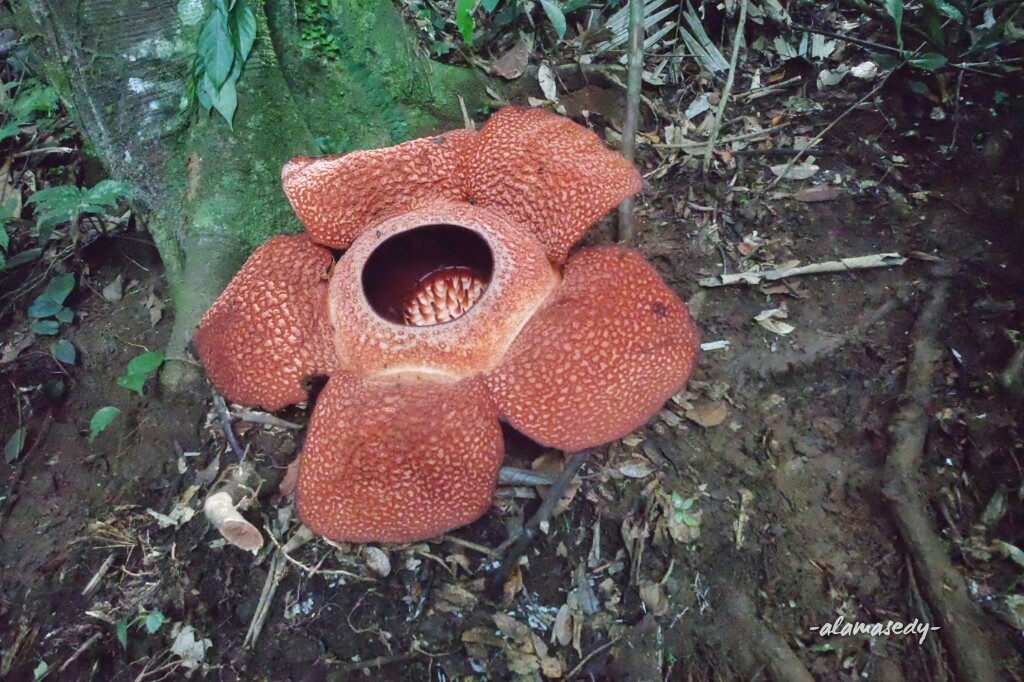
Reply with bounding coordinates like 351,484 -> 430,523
194,107 -> 700,543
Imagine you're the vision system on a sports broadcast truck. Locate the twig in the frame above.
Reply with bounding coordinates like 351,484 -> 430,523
565,638 -> 621,680
329,651 -> 421,673
244,527 -> 315,649
58,632 -> 102,673
701,0 -> 749,173
441,534 -> 500,557
11,146 -> 75,158
230,410 -> 303,430
497,466 -> 557,487
212,390 -> 245,463
617,0 -> 645,244
650,122 -> 789,149
485,449 -> 591,598
883,273 -> 1013,680
699,252 -> 907,287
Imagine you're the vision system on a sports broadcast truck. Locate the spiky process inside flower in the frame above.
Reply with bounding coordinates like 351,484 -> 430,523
404,267 -> 488,326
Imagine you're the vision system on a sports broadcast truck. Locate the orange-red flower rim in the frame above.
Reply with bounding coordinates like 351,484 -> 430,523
194,107 -> 700,543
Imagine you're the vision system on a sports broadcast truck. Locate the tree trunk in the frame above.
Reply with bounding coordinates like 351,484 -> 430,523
12,0 -> 489,393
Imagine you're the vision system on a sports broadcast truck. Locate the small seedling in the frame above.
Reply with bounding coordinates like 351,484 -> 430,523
671,491 -> 701,528
117,351 -> 164,395
50,339 -> 76,364
88,406 -> 121,443
116,609 -> 166,649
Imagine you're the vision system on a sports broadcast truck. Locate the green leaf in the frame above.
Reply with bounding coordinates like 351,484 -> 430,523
908,53 -> 948,71
4,427 -> 25,464
934,0 -> 963,22
885,0 -> 904,49
55,307 -> 74,324
116,618 -> 129,649
210,79 -> 238,128
482,0 -> 501,11
30,319 -> 60,335
539,0 -> 567,39
118,350 -> 164,395
4,247 -> 40,269
82,179 -> 132,207
50,339 -> 76,364
0,228 -> 6,252
198,6 -> 235,89
0,121 -> 21,145
456,0 -> 475,47
47,273 -> 75,302
233,4 -> 257,63
28,297 -> 62,319
144,610 -> 165,634
32,660 -> 48,682
89,406 -> 121,443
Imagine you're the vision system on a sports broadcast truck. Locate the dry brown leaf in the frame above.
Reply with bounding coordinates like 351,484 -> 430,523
638,581 -> 669,616
492,38 -> 530,79
502,563 -> 524,606
552,604 -> 572,647
102,274 -> 123,302
1,333 -> 34,364
685,401 -> 728,427
794,184 -> 842,202
493,613 -> 533,644
436,583 -> 479,613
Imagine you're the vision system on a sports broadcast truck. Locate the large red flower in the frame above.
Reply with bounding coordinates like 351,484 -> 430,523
194,107 -> 700,543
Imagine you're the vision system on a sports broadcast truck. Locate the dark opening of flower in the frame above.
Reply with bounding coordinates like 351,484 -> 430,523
361,224 -> 493,326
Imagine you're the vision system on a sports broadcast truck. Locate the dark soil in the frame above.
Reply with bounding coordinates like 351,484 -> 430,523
2,74 -> 1023,681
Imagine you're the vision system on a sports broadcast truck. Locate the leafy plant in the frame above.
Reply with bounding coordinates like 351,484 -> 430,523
454,0 -> 571,47
298,0 -> 342,59
28,273 -> 75,336
117,351 -> 165,396
191,0 -> 256,127
25,179 -> 132,243
0,79 -> 59,146
116,609 -> 166,649
671,492 -> 701,528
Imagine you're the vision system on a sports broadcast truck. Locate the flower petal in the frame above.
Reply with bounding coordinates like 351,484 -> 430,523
282,129 -> 478,249
458,107 -> 642,263
485,247 -> 700,451
296,373 -> 504,543
194,234 -> 337,411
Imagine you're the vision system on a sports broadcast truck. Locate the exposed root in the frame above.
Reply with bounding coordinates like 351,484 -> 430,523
705,591 -> 815,682
883,275 -> 1015,680
244,526 -> 315,649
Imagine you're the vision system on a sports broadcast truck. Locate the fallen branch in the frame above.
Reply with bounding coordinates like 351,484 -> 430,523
699,252 -> 906,288
486,449 -> 591,598
883,275 -> 1013,680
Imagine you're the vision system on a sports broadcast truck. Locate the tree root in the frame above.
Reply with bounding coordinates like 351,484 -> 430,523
883,275 -> 1015,680
704,591 -> 815,682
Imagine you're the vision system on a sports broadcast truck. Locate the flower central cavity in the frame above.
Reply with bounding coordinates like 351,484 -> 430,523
362,224 -> 494,326
404,268 -> 487,326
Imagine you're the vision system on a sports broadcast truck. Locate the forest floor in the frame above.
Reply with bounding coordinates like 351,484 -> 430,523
2,15 -> 1024,682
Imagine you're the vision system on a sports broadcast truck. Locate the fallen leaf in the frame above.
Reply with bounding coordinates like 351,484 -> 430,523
537,62 -> 558,101
618,460 -> 655,478
170,624 -> 211,669
755,308 -> 796,335
1,333 -> 34,364
492,38 -> 530,79
770,160 -> 820,180
638,581 -> 668,616
102,275 -> 124,302
794,185 -> 842,202
685,401 -> 728,427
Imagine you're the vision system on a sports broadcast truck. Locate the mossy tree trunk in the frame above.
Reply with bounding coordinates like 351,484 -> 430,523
13,0 -> 488,393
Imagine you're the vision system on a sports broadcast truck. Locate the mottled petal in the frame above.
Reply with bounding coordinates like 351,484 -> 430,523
485,247 -> 700,451
296,373 -> 504,543
194,235 -> 337,411
282,129 -> 478,249
458,107 -> 642,263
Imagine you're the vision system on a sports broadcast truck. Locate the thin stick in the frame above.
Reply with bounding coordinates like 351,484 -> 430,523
485,449 -> 591,598
212,390 -> 245,462
617,0 -> 645,244
650,122 -> 789,150
231,410 -> 302,430
565,638 -> 620,680
58,632 -> 102,673
699,252 -> 907,287
701,0 -> 749,173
